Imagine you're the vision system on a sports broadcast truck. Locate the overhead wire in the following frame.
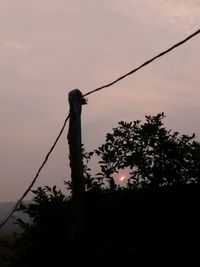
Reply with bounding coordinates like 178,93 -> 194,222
83,28 -> 200,97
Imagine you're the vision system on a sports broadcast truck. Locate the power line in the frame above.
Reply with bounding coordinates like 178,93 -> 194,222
0,114 -> 70,229
83,28 -> 200,97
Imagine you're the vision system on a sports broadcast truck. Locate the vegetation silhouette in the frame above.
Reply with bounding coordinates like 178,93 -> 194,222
2,113 -> 200,266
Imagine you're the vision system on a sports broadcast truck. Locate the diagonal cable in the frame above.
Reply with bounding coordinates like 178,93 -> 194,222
83,28 -> 200,97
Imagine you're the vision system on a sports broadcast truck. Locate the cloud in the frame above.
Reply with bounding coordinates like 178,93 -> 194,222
112,0 -> 200,33
2,41 -> 27,50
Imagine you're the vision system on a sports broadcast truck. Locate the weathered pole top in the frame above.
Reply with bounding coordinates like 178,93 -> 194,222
68,89 -> 87,115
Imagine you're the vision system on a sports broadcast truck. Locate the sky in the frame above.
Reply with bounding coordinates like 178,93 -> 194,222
0,0 -> 200,202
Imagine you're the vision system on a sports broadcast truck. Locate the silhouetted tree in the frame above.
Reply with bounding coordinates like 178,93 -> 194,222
94,112 -> 200,188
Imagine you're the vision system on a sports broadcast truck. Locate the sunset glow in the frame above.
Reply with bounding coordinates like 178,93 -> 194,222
120,176 -> 126,182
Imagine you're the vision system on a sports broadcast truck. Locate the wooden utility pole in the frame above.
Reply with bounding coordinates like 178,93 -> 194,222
67,89 -> 86,243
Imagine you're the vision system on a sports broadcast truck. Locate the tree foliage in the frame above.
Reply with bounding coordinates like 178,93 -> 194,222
12,186 -> 71,267
94,112 -> 200,188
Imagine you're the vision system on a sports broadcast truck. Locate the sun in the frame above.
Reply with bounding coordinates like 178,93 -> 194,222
120,176 -> 126,182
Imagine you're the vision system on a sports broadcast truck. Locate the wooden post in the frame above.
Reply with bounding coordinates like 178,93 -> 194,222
67,89 -> 86,243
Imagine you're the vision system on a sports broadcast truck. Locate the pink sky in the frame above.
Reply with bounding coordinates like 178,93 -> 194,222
0,0 -> 200,202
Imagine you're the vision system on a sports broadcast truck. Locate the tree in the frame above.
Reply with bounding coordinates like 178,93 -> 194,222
94,112 -> 200,188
